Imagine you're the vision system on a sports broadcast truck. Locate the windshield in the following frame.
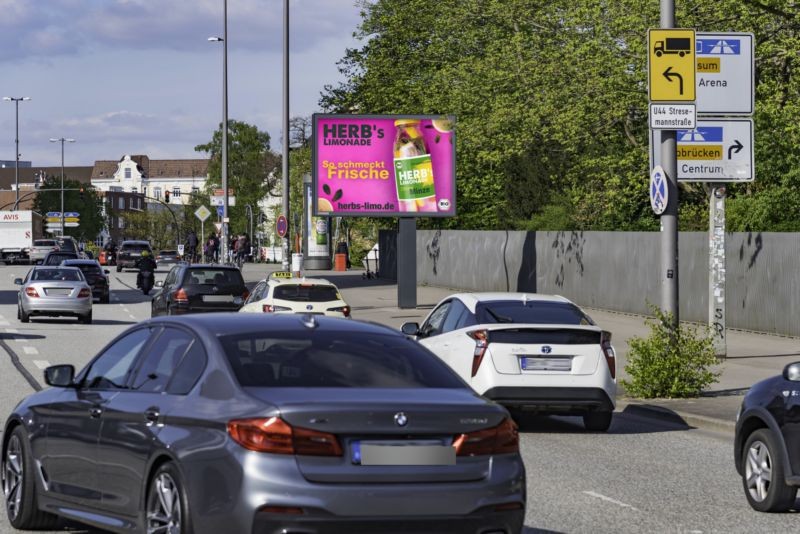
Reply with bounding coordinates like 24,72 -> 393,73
219,330 -> 463,389
273,284 -> 340,302
34,240 -> 56,247
476,301 -> 594,325
184,269 -> 244,287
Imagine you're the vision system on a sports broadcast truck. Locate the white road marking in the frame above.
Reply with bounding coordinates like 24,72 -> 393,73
0,320 -> 10,326
583,491 -> 639,512
23,346 -> 39,355
123,308 -> 130,312
32,360 -> 51,370
129,314 -> 136,320
5,328 -> 19,334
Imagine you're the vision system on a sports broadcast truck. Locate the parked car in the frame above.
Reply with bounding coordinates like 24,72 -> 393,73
14,266 -> 93,324
116,240 -> 153,272
60,259 -> 111,303
734,361 -> 800,512
402,293 -> 617,431
0,314 -> 524,533
41,251 -> 80,266
28,239 -> 58,264
150,264 -> 248,317
239,271 -> 351,317
155,249 -> 182,269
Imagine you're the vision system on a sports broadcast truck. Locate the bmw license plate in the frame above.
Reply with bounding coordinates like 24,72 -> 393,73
351,440 -> 455,466
521,356 -> 572,372
202,295 -> 234,302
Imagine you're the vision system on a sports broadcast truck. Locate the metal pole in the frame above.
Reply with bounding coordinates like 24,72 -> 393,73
660,0 -> 679,327
281,0 -> 290,271
222,0 -> 229,265
60,140 -> 65,235
709,185 -> 727,357
14,100 -> 19,209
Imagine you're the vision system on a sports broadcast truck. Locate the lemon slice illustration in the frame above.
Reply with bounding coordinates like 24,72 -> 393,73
318,197 -> 334,212
431,118 -> 453,133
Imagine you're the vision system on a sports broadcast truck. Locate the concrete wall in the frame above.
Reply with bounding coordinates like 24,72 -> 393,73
415,230 -> 800,337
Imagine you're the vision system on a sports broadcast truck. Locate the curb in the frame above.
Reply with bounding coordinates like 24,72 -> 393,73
617,400 -> 736,436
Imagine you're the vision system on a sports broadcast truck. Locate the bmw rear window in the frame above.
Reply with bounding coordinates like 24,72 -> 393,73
184,269 -> 244,287
476,301 -> 594,325
273,284 -> 340,302
219,331 -> 463,389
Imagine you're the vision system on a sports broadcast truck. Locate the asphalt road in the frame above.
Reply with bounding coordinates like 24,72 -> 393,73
0,264 -> 796,533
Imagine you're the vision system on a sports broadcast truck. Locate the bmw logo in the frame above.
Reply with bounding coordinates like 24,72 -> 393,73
394,412 -> 408,427
541,346 -> 552,354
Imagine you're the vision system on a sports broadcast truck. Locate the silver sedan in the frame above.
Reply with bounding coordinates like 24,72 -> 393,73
15,266 -> 93,324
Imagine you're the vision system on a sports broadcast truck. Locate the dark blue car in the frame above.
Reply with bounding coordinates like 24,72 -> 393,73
734,361 -> 800,511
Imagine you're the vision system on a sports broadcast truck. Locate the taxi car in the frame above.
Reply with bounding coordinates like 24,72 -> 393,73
239,271 -> 351,318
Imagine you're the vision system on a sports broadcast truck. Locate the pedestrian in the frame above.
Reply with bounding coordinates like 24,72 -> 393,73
185,230 -> 198,262
206,233 -> 217,263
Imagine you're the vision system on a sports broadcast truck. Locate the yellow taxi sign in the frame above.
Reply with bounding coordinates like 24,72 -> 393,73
648,29 -> 696,102
269,271 -> 293,279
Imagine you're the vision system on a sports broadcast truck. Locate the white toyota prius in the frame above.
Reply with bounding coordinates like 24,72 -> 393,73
402,293 -> 616,431
239,272 -> 351,318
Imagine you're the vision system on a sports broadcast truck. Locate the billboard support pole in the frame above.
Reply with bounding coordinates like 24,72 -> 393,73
397,217 -> 416,308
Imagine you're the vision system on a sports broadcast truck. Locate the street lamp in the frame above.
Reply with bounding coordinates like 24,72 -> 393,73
49,137 -> 76,235
3,96 -> 31,210
208,0 -> 229,264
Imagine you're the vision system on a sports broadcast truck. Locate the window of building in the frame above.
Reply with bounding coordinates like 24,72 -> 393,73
118,197 -> 124,210
124,168 -> 131,179
142,186 -> 147,197
172,187 -> 181,199
118,217 -> 124,229
132,187 -> 137,194
154,187 -> 162,200
191,186 -> 199,195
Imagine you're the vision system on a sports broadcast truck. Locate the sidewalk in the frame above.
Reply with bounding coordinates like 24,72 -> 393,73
244,264 -> 800,435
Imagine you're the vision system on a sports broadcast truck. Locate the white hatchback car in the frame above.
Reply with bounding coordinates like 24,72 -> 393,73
239,272 -> 351,318
402,293 -> 616,431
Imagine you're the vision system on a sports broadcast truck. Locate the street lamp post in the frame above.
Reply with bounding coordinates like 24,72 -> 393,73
282,0 -> 290,271
49,137 -> 76,235
209,0 -> 229,265
3,96 -> 31,210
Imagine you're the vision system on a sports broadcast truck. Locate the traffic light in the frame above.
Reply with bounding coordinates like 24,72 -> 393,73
79,188 -> 84,201
164,190 -> 170,203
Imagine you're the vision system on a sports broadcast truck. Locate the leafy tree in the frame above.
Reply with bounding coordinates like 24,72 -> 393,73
195,120 -> 280,237
33,176 -> 104,241
119,209 -> 177,251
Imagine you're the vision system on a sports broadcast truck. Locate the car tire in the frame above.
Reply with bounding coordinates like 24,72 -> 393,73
80,311 -> 92,325
146,463 -> 191,534
742,428 -> 798,512
101,294 -> 110,304
116,265 -> 122,273
18,305 -> 29,324
583,410 -> 613,432
2,426 -> 60,530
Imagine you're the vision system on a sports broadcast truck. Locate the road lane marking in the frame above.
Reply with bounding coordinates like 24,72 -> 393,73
23,346 -> 39,355
129,314 -> 136,320
123,308 -> 130,312
5,328 -> 19,334
583,491 -> 640,512
32,360 -> 50,369
0,320 -> 10,326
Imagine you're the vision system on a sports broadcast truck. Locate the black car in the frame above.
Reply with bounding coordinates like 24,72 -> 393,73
41,251 -> 79,266
155,249 -> 182,269
0,314 -> 524,534
61,259 -> 111,303
151,264 -> 248,316
116,240 -> 153,272
734,361 -> 800,512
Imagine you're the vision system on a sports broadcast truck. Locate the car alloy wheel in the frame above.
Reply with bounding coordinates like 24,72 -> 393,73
3,433 -> 23,521
146,466 -> 185,534
742,429 -> 797,512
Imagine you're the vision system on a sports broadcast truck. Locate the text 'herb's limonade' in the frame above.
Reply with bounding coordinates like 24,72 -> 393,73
393,119 -> 437,212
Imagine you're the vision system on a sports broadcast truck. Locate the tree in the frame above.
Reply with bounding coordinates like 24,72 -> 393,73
33,176 -> 105,241
118,209 -> 176,251
195,120 -> 280,236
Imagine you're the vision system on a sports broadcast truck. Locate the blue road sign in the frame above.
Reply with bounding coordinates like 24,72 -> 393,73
650,165 -> 668,215
46,212 -> 61,218
217,205 -> 224,217
64,212 -> 80,218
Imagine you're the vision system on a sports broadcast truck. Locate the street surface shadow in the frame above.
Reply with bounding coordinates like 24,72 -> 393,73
513,409 -> 690,435
0,333 -> 46,341
524,528 -> 564,533
0,289 -> 20,305
318,272 -> 395,289
108,288 -> 156,305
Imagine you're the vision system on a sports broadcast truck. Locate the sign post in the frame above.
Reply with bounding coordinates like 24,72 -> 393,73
195,205 -> 211,263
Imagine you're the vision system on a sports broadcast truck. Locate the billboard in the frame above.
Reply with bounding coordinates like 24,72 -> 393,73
312,114 -> 456,217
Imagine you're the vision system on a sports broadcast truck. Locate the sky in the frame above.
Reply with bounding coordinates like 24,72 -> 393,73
0,0 -> 364,168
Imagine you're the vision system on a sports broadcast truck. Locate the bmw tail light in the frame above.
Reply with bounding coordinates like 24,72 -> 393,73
25,287 -> 39,298
173,288 -> 189,303
227,417 -> 342,456
467,329 -> 489,377
601,330 -> 616,379
329,305 -> 351,317
453,418 -> 519,456
77,288 -> 92,298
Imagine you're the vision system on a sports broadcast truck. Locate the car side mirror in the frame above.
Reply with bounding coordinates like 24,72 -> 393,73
13,278 -> 23,285
783,362 -> 800,382
401,322 -> 420,336
104,269 -> 110,274
155,280 -> 164,287
44,365 -> 75,388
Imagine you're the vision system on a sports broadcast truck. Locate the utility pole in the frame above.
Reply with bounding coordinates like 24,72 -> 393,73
281,0 -> 290,271
3,96 -> 30,210
49,137 -> 76,235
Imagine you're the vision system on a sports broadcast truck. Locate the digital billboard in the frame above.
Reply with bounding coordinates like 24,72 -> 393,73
312,114 -> 456,217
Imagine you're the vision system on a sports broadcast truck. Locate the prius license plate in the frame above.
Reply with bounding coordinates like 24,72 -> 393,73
521,356 -> 572,372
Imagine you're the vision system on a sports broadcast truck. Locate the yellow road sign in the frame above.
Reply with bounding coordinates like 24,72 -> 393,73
648,29 -> 696,102
64,217 -> 80,223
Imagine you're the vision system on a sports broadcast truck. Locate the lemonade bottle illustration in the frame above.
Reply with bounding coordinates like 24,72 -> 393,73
393,119 -> 437,212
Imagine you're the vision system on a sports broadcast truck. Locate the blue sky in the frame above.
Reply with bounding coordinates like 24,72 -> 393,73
0,0 -> 363,167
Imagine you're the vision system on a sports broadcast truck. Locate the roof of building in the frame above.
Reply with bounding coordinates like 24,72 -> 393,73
91,155 -> 208,180
0,166 -> 94,190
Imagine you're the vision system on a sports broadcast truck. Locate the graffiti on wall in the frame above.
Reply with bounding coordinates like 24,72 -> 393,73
552,231 -> 586,288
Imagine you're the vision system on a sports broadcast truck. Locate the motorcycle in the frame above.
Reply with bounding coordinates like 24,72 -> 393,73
105,250 -> 116,266
138,270 -> 154,295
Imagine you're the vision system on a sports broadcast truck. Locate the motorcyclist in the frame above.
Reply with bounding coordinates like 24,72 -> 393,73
104,238 -> 118,264
136,250 -> 157,288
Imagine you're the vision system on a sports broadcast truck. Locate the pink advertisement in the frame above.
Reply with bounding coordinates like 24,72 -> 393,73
313,114 -> 456,217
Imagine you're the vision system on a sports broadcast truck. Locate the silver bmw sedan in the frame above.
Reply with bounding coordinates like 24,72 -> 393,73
2,314 -> 525,534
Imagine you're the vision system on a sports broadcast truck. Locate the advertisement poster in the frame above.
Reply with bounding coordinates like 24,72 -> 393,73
313,114 -> 456,217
